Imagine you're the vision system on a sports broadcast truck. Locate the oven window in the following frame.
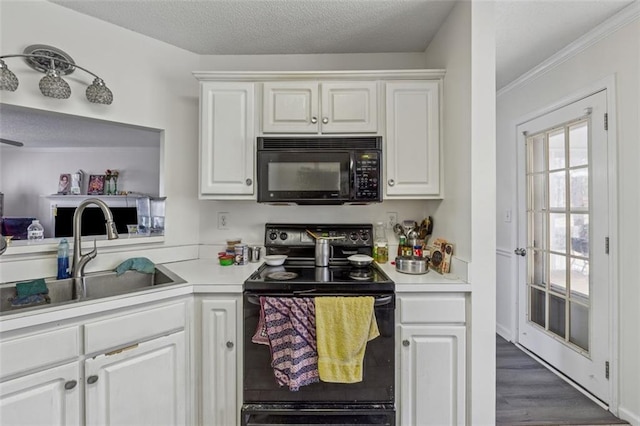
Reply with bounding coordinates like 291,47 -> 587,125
268,162 -> 341,191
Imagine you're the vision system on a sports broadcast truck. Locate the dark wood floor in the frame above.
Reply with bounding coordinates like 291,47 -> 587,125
496,335 -> 627,425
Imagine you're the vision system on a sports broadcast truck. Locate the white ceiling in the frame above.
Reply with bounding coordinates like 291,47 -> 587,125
50,0 -> 636,89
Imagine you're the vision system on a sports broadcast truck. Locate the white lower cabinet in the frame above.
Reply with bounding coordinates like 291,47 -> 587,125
201,297 -> 239,426
0,299 -> 189,426
85,331 -> 186,426
397,294 -> 467,426
0,361 -> 81,425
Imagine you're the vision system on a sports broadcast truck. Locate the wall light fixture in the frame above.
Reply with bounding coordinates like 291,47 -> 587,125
0,44 -> 113,105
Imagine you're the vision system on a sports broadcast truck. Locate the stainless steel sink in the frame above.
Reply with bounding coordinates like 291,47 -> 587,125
0,265 -> 186,315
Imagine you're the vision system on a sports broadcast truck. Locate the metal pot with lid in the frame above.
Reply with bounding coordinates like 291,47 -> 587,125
395,256 -> 429,275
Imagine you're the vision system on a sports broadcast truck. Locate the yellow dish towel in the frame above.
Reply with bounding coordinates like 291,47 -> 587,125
315,296 -> 380,383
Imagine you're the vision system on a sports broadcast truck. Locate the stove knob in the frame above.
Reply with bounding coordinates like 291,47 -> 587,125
279,232 -> 288,241
268,232 -> 278,241
349,232 -> 359,241
360,231 -> 370,241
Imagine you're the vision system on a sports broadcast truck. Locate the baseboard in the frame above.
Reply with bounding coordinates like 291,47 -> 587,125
496,323 -> 512,341
618,405 -> 640,426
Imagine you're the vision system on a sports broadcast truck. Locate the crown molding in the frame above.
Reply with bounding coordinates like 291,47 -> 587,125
498,1 -> 640,97
193,69 -> 446,81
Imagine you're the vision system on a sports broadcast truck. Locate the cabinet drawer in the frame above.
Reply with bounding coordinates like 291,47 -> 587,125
0,326 -> 79,379
84,302 -> 186,354
399,295 -> 466,324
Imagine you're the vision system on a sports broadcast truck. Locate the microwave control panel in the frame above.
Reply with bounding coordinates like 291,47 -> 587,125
354,152 -> 381,200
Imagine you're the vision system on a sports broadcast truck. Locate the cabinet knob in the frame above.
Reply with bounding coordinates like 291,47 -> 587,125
514,247 -> 526,257
64,380 -> 78,390
402,339 -> 410,347
310,117 -> 318,124
388,179 -> 395,187
87,375 -> 99,384
226,341 -> 234,349
322,117 -> 329,124
245,178 -> 252,186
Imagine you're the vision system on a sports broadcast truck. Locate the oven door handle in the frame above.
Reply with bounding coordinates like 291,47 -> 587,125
246,294 -> 393,306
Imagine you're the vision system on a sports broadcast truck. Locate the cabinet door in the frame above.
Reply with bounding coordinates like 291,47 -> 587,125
399,325 -> 465,426
263,81 -> 319,133
0,362 -> 81,426
200,82 -> 255,197
385,81 -> 440,197
320,81 -> 378,133
85,331 -> 186,426
201,298 -> 238,426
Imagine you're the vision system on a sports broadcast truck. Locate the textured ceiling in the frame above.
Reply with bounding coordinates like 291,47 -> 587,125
50,0 -> 457,55
0,104 -> 161,148
49,0 -> 635,89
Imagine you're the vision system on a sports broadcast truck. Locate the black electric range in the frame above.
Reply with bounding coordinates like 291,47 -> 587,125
243,223 -> 394,293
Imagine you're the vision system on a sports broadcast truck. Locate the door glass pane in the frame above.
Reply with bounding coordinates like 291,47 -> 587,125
530,134 -> 546,173
550,213 -> 566,252
549,171 -> 566,209
532,213 -> 545,250
569,121 -> 588,167
570,168 -> 589,209
531,174 -> 546,211
549,294 -> 566,337
548,129 -> 565,170
532,249 -> 546,286
549,253 -> 567,293
570,263 -> 589,296
530,287 -> 546,327
570,302 -> 589,350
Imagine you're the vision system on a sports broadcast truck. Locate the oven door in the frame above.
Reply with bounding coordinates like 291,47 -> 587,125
242,293 -> 395,425
257,151 -> 351,204
243,293 -> 395,404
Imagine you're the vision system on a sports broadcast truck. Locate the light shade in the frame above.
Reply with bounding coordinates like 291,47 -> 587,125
0,60 -> 18,91
86,78 -> 113,105
39,69 -> 71,99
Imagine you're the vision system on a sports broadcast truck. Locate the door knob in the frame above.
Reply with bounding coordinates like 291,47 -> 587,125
87,375 -> 99,384
310,117 -> 318,124
322,117 -> 329,124
388,179 -> 395,187
402,340 -> 410,347
64,380 -> 77,390
226,341 -> 234,349
514,248 -> 526,257
245,178 -> 252,186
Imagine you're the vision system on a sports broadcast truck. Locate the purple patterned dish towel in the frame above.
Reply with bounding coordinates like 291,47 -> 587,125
251,296 -> 270,345
264,297 -> 319,391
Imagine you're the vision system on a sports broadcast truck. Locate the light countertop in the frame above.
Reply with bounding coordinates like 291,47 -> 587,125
0,258 -> 470,332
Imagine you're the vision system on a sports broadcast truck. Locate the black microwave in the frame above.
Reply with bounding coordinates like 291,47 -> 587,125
257,136 -> 383,205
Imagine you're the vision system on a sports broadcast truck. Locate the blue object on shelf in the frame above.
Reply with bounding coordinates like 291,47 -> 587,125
57,238 -> 70,279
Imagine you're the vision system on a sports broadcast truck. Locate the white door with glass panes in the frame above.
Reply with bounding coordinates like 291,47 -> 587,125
516,90 -> 610,403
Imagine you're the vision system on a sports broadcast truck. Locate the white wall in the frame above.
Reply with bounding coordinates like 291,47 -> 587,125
425,2 -> 497,424
0,1 -> 201,251
496,14 -> 639,423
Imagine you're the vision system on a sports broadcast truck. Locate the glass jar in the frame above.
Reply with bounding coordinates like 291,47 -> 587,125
373,222 -> 388,263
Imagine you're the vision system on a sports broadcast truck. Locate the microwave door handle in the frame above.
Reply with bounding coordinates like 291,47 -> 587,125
349,156 -> 355,197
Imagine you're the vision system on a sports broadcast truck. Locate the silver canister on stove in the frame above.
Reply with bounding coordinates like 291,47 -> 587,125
234,243 -> 249,265
249,246 -> 262,263
315,238 -> 330,267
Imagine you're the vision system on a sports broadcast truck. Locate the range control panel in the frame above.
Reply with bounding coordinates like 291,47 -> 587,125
264,223 -> 373,248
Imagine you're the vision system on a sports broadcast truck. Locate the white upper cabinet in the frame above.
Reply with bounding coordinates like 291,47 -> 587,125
385,81 -> 441,198
262,81 -> 377,134
200,82 -> 255,199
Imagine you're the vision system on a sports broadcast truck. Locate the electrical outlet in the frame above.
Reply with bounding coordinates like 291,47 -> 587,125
386,212 -> 398,229
218,212 -> 229,230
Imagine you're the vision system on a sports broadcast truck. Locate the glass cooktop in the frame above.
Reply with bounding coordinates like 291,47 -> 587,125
244,261 -> 394,293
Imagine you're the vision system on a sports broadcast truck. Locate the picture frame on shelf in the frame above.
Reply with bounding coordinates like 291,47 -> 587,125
57,173 -> 71,195
88,174 -> 105,195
